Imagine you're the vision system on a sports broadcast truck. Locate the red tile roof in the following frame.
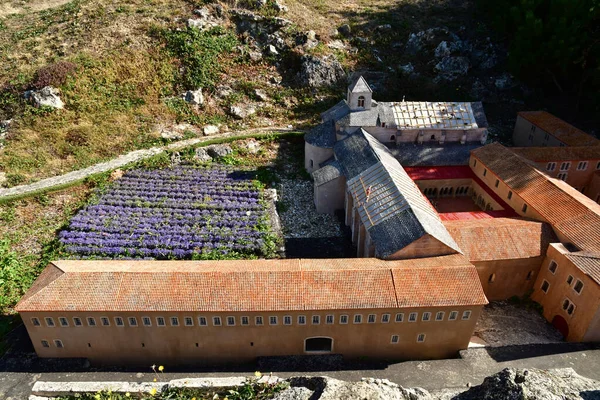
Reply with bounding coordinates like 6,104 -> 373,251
15,257 -> 488,313
471,143 -> 600,253
444,218 -> 556,262
518,111 -> 600,147
512,147 -> 600,162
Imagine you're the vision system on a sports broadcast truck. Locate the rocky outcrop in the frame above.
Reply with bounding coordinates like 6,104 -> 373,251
183,88 -> 204,106
229,104 -> 257,119
24,86 -> 64,109
296,55 -> 345,88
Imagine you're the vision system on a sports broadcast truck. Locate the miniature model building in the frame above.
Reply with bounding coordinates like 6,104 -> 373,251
17,258 -> 487,365
307,76 -> 600,343
513,111 -> 600,147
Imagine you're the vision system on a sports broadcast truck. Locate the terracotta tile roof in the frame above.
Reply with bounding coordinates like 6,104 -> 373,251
511,147 -> 600,162
518,111 -> 600,146
15,257 -> 488,313
444,218 -> 556,262
471,143 -> 600,253
564,253 -> 600,286
404,166 -> 474,180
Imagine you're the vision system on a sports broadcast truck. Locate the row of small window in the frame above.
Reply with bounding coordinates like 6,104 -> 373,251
547,260 -> 584,294
472,161 -> 530,213
423,186 -> 469,198
488,270 -> 534,283
391,333 -> 426,344
32,311 -> 473,329
41,339 -> 63,348
545,161 -> 594,172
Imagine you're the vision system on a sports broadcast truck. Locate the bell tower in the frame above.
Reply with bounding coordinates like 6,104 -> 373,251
347,76 -> 373,111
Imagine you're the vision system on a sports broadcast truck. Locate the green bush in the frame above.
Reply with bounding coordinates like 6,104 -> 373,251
0,240 -> 30,311
160,26 -> 238,90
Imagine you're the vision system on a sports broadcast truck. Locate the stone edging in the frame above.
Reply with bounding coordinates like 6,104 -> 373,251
31,376 -> 283,398
0,127 -> 303,202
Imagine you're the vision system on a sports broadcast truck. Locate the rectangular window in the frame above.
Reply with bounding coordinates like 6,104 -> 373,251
142,317 -> 152,326
269,316 -> 278,326
213,316 -> 222,326
395,313 -> 404,322
547,162 -> 556,171
381,313 -> 390,323
31,317 -> 41,327
597,161 -> 600,170
574,280 -> 584,294
391,335 -> 399,344
522,204 -> 528,213
283,316 -> 292,325
462,310 -> 472,320
241,316 -> 250,326
557,172 -> 568,181
128,317 -> 138,327
483,169 -> 487,177
577,161 -> 588,171
156,317 -> 166,326
368,314 -> 376,323
87,317 -> 96,327
115,317 -> 124,327
170,317 -> 179,326
544,133 -> 549,141
41,340 -> 50,348
312,315 -> 320,325
59,317 -> 69,327
101,317 -> 110,326
228,316 -> 236,326
73,317 -> 82,327
298,315 -> 306,325
435,311 -> 445,321
473,159 -> 477,167
549,260 -> 558,274
408,312 -> 417,322
495,179 -> 499,188
326,315 -> 334,324
54,339 -> 64,348
422,312 -> 431,321
417,334 -> 426,343
560,162 -> 571,171
198,317 -> 207,326
255,316 -> 264,326
185,317 -> 194,326
567,275 -> 574,285
541,280 -> 550,293
508,191 -> 513,200
530,125 -> 536,133
340,315 -> 348,324
353,314 -> 362,324
449,311 -> 458,320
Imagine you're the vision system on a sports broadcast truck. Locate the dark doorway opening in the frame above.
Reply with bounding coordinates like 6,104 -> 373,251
552,315 -> 569,339
305,337 -> 333,352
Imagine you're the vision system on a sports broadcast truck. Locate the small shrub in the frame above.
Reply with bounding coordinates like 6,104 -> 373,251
32,61 -> 78,89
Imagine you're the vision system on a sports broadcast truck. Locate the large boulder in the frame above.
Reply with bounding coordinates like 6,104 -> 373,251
183,89 -> 204,106
229,104 -> 257,119
455,368 -> 600,400
296,55 -> 345,88
206,144 -> 233,159
25,86 -> 64,109
434,56 -> 470,80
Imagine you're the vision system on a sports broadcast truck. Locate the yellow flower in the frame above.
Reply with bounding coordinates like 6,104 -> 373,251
150,387 -> 157,396
254,371 -> 262,378
153,378 -> 157,382
158,365 -> 164,372
94,395 -> 100,400
125,393 -> 131,398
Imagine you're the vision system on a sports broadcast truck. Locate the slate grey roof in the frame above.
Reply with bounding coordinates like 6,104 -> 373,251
312,159 -> 343,186
471,101 -> 489,128
390,143 -> 483,166
336,103 -> 396,128
349,76 -> 373,93
321,100 -> 351,122
565,252 -> 600,286
340,130 -> 461,259
304,120 -> 336,148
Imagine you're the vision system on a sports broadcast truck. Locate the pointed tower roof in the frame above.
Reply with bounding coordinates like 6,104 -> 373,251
349,76 -> 373,93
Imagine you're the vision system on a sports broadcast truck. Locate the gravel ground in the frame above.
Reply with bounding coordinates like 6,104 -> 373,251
474,301 -> 563,347
276,178 -> 343,239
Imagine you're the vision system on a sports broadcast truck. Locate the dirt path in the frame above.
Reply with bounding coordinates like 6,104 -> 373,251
0,0 -> 73,17
0,127 -> 301,202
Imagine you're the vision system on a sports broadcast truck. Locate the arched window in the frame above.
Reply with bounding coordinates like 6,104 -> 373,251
430,134 -> 436,140
357,96 -> 365,108
305,337 -> 333,353
390,135 -> 395,142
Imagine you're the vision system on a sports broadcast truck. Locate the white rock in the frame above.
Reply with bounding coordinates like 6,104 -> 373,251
25,86 -> 64,109
254,88 -> 269,101
203,125 -> 220,136
0,172 -> 7,186
229,104 -> 256,119
194,147 -> 212,162
327,40 -> 347,50
245,139 -> 261,154
183,88 -> 204,105
249,51 -> 263,62
193,7 -> 211,19
267,44 -> 279,55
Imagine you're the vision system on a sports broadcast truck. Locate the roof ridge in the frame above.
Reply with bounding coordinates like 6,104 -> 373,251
15,262 -> 65,311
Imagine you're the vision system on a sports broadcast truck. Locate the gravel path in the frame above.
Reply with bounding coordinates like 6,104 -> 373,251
0,127 -> 299,202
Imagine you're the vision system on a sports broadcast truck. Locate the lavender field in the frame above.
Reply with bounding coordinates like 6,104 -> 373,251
59,165 -> 277,260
